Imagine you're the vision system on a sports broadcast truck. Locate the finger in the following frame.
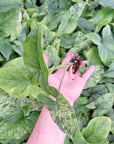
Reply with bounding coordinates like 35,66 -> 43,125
61,53 -> 74,64
43,54 -> 48,68
82,66 -> 95,82
58,53 -> 74,73
80,61 -> 86,67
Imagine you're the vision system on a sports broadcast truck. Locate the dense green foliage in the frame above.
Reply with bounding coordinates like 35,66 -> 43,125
0,0 -> 114,143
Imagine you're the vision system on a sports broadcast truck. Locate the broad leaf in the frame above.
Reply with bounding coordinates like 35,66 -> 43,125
90,8 -> 114,32
82,84 -> 108,97
37,25 -> 51,94
104,63 -> 114,78
38,92 -> 75,140
0,10 -> 21,37
69,2 -> 86,17
12,40 -> 23,56
23,27 -> 40,72
0,109 -> 39,144
84,66 -> 104,89
87,47 -> 103,66
102,25 -> 114,63
100,0 -> 114,9
78,17 -> 95,33
0,67 -> 41,98
0,0 -> 23,12
57,11 -> 71,36
73,97 -> 88,117
69,31 -> 91,54
0,39 -> 12,61
86,93 -> 114,116
42,12 -> 64,30
86,33 -> 101,45
98,43 -> 111,66
82,117 -> 111,143
45,45 -> 60,67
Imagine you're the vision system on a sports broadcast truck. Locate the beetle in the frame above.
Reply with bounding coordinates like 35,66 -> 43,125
69,56 -> 81,74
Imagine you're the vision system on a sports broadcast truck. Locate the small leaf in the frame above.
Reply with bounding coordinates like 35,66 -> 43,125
23,27 -> 40,72
98,43 -> 111,66
0,39 -> 11,60
104,63 -> 114,78
84,66 -> 104,89
0,0 -> 24,12
37,25 -> 50,94
12,40 -> 23,56
69,2 -> 86,17
57,11 -> 70,36
0,10 -> 21,37
86,33 -> 101,45
78,17 -> 95,33
45,45 -> 60,67
86,93 -> 114,116
90,8 -> 114,32
82,117 -> 111,143
87,47 -> 103,66
100,0 -> 114,9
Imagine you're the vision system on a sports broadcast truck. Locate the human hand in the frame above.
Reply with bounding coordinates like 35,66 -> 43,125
26,53 -> 95,144
44,53 -> 95,106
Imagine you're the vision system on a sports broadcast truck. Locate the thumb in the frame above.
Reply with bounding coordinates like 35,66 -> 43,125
43,54 -> 48,68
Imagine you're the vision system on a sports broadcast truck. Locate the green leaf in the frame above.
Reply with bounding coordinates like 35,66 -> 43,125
69,2 -> 86,17
73,97 -> 89,117
3,57 -> 27,71
90,8 -> 114,32
82,117 -> 111,144
60,33 -> 78,49
64,136 -> 70,144
105,83 -> 114,93
86,93 -> 114,116
63,15 -> 79,34
98,43 -> 111,66
38,92 -> 75,140
0,67 -> 40,98
57,11 -> 71,36
0,93 -> 42,120
78,17 -> 95,33
12,40 -> 23,56
69,31 -> 91,54
25,0 -> 37,8
71,0 -> 83,2
107,109 -> 114,135
0,109 -> 39,144
73,118 -> 87,143
87,47 -> 103,66
86,33 -> 101,45
102,25 -> 114,63
42,12 -> 64,30
45,45 -> 60,67
0,10 -> 21,37
0,39 -> 12,61
23,27 -> 40,72
97,139 -> 109,144
82,84 -> 108,97
100,0 -> 114,9
37,25 -> 50,94
41,24 -> 56,48
104,63 -> 114,78
84,66 -> 104,89
0,0 -> 24,12
10,23 -> 22,41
